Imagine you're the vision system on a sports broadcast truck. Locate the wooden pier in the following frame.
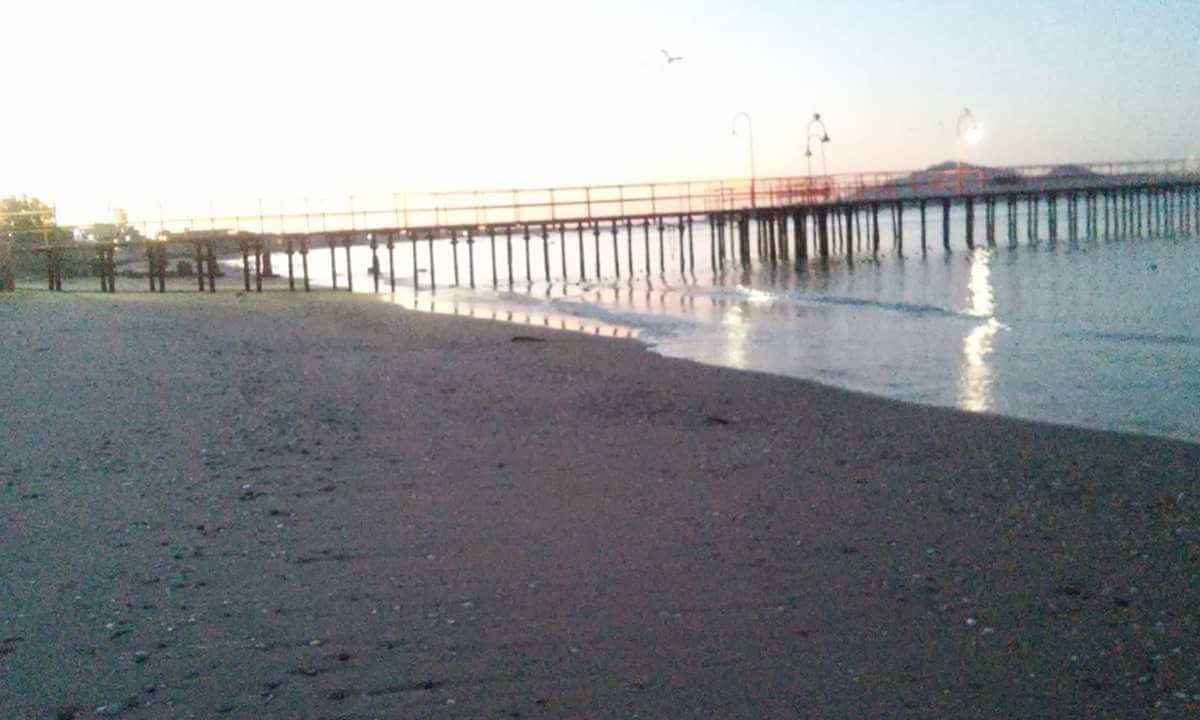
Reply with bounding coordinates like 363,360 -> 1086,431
4,159 -> 1199,293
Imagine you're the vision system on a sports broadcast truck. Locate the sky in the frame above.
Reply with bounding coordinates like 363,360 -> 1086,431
2,0 -> 1198,224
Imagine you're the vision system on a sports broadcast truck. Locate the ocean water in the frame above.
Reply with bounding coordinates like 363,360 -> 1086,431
286,210 -> 1199,444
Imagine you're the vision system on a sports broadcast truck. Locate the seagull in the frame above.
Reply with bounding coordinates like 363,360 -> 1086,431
661,49 -> 683,64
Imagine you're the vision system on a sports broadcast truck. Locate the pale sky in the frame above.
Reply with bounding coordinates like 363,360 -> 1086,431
2,0 -> 1198,224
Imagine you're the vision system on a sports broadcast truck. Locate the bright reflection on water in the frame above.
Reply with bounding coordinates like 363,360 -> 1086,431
958,250 -> 999,412
289,214 -> 1200,444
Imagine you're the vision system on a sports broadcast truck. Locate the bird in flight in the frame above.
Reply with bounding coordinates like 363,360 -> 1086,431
661,49 -> 683,64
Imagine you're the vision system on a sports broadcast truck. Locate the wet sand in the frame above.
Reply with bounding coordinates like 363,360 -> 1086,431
2,291 -> 1198,719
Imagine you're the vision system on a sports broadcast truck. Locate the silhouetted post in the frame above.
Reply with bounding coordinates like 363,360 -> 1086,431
844,206 -> 855,259
107,248 -> 116,292
206,242 -> 217,292
386,234 -> 395,292
592,223 -> 601,279
1049,194 -> 1058,243
157,244 -> 166,292
522,226 -> 531,283
241,240 -> 252,291
919,200 -> 927,252
300,238 -> 310,292
896,202 -> 904,253
871,204 -> 880,253
796,210 -> 808,260
986,198 -> 995,247
328,237 -> 338,290
942,198 -> 951,251
576,224 -> 586,281
708,216 -> 717,271
469,230 -> 478,289
775,213 -> 787,262
817,208 -> 829,258
656,219 -> 666,274
344,238 -> 353,292
687,216 -> 695,270
254,238 -> 263,292
541,224 -> 550,282
410,232 -> 420,289
717,215 -> 727,268
679,217 -> 687,273
96,248 -> 107,292
642,219 -> 651,273
765,214 -> 777,264
1104,191 -> 1112,239
490,228 -> 499,287
371,234 -> 380,293
286,238 -> 295,291
450,230 -> 460,286
146,244 -> 156,291
738,214 -> 752,266
1008,195 -> 1018,246
427,232 -> 436,289
194,242 -> 206,292
966,198 -> 975,249
556,225 -> 565,282
506,227 -> 515,286
612,220 -> 621,279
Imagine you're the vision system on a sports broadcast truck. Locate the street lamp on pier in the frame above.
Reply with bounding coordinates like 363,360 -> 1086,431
805,112 -> 832,199
732,112 -> 756,208
956,107 -> 984,193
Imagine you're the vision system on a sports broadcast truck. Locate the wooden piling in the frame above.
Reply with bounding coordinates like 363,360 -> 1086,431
387,234 -> 396,292
687,216 -> 695,270
657,219 -> 666,274
966,198 -> 975,249
592,223 -> 601,279
557,225 -> 566,283
344,239 -> 353,292
242,240 -> 252,291
286,238 -> 296,291
207,242 -> 217,293
427,232 -> 436,289
147,245 -> 156,291
194,242 -> 205,292
871,204 -> 880,253
942,199 -> 951,251
612,220 -> 621,279
817,208 -> 830,258
796,209 -> 808,260
451,230 -> 461,286
541,224 -> 551,282
490,228 -> 499,287
506,227 -> 515,286
522,226 -> 531,283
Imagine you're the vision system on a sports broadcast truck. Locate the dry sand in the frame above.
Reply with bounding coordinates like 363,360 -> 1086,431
1,291 -> 1198,719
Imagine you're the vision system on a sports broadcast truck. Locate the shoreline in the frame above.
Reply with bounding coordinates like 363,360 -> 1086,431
2,292 -> 1198,718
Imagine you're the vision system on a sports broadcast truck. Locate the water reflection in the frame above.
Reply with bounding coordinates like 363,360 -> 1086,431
957,249 -> 999,412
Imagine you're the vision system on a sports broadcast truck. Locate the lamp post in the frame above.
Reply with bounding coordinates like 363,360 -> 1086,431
732,112 -> 756,208
956,107 -> 983,193
805,112 -> 832,199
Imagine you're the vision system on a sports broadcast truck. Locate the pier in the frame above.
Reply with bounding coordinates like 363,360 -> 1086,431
4,159 -> 1199,294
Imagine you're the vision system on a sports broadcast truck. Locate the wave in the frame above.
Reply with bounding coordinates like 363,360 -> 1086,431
688,285 -> 999,323
1071,330 -> 1200,348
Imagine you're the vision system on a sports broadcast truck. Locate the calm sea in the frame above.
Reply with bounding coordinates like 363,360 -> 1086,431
294,211 -> 1200,443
